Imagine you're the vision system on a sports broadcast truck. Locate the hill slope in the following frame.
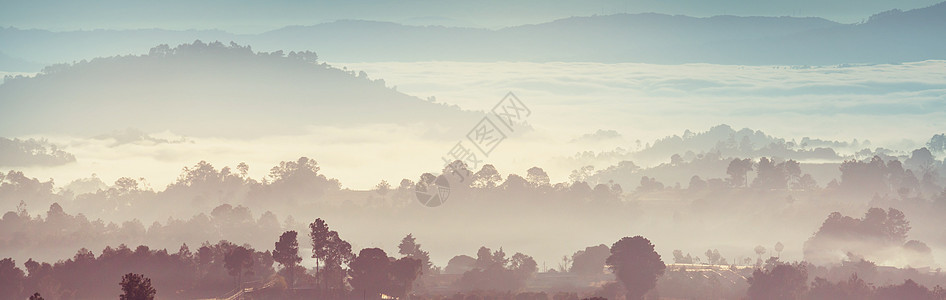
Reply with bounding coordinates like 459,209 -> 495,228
0,41 -> 479,137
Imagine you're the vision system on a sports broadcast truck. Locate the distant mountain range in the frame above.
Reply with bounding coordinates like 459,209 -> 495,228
1,2 -> 945,70
0,41 -> 479,137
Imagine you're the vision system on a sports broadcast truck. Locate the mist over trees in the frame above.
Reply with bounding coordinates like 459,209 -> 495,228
0,138 -> 75,167
2,148 -> 946,298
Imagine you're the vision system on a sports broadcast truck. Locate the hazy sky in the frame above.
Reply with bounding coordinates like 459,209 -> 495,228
0,0 -> 941,33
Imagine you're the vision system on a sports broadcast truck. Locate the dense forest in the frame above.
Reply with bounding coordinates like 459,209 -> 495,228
2,131 -> 946,298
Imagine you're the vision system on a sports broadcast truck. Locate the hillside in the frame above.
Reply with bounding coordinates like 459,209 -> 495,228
0,41 -> 480,137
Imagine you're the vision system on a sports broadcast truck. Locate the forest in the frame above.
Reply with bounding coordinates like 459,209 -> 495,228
2,2 -> 946,298
2,132 -> 946,299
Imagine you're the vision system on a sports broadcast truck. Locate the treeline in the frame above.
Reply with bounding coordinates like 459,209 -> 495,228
0,157 -> 340,222
5,230 -> 946,300
0,137 -> 75,167
0,201 -> 284,260
0,240 -> 275,299
0,216 -> 600,300
747,260 -> 946,300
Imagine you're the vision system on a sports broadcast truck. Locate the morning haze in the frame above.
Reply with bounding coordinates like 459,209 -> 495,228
1,1 -> 946,299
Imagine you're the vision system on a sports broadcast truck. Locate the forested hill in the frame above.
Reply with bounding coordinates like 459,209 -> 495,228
0,41 -> 480,137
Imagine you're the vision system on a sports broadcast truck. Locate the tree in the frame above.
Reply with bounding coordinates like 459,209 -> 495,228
387,257 -> 423,298
688,175 -> 707,190
0,258 -> 25,298
29,293 -> 44,300
445,255 -> 476,274
808,273 -> 872,300
322,230 -> 354,296
349,248 -> 390,299
309,218 -> 331,290
875,279 -> 936,300
705,249 -> 727,265
606,236 -> 666,300
119,273 -> 156,300
375,180 -> 391,197
571,244 -> 610,275
224,246 -> 254,288
472,164 -> 502,188
273,230 -> 302,290
727,158 -> 753,187
906,148 -> 935,172
398,234 -> 432,273
526,167 -> 550,187
928,134 -> 946,153
746,263 -> 808,300
672,250 -> 694,264
569,165 -> 595,183
775,242 -> 785,258
754,245 -> 767,264
794,174 -> 819,191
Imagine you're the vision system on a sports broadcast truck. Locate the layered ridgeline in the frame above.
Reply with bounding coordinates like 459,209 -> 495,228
2,2 -> 946,69
0,41 -> 480,137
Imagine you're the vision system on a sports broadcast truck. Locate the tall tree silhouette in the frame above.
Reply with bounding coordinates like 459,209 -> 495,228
727,158 -> 753,187
224,246 -> 254,289
605,236 -> 666,300
754,245 -> 767,264
273,230 -> 302,290
398,233 -> 433,273
309,218 -> 331,292
119,273 -> 156,300
323,229 -> 354,297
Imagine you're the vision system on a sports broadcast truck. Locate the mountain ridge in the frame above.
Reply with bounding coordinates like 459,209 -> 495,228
1,2 -> 944,68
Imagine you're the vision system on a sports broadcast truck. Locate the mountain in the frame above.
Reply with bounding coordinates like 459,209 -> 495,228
0,41 -> 479,137
1,2 -> 945,67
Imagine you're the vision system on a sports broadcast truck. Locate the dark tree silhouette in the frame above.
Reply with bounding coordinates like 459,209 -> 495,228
444,255 -> 476,274
398,233 -> 433,273
874,279 -> 936,300
119,273 -> 156,300
808,273 -> 872,300
321,229 -> 354,297
727,158 -> 753,187
0,258 -> 25,298
29,293 -> 44,300
349,248 -> 390,299
605,236 -> 666,300
309,218 -> 331,291
387,257 -> 423,298
570,244 -> 610,275
273,230 -> 302,290
224,246 -> 254,289
746,263 -> 807,300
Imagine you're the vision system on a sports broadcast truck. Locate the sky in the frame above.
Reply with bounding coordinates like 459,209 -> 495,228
0,0 -> 942,33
